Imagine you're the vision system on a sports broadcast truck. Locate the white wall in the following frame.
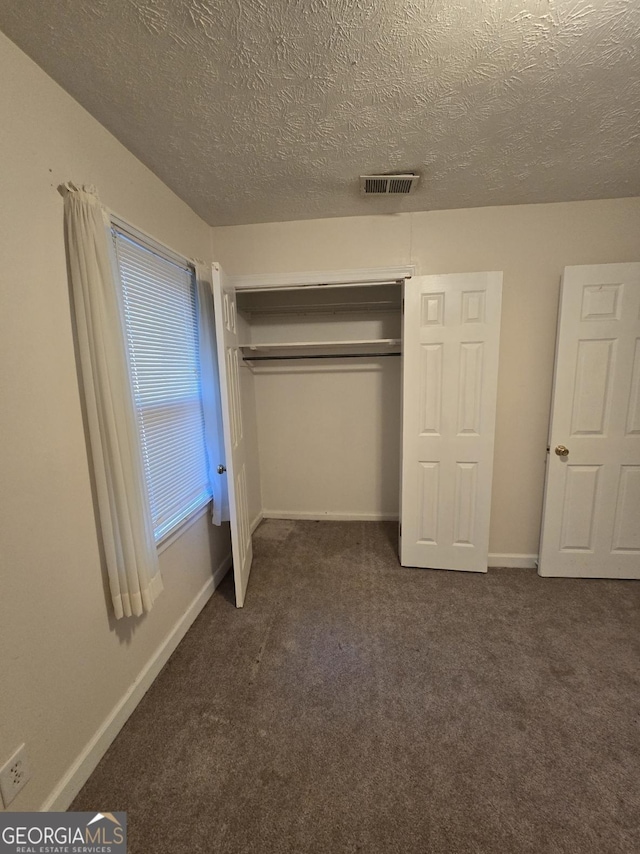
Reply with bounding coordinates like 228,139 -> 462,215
254,359 -> 401,520
211,199 -> 640,556
0,32 -> 231,811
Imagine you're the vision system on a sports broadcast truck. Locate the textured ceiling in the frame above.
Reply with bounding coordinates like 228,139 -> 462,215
1,0 -> 639,226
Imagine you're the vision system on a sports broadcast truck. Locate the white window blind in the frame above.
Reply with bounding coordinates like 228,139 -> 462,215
112,225 -> 211,542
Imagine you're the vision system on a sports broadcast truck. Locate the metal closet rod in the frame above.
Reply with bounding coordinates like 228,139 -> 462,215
244,352 -> 402,361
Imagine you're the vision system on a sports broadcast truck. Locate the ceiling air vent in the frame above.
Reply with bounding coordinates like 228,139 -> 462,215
360,173 -> 419,196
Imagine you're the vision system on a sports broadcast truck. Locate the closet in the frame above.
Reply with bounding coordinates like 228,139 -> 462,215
212,264 -> 503,606
236,281 -> 402,360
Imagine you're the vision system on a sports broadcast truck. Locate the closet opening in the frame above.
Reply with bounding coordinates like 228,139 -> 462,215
236,280 -> 405,538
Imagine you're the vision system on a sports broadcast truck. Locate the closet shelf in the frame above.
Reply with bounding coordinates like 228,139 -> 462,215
240,300 -> 400,317
236,282 -> 402,318
240,338 -> 402,361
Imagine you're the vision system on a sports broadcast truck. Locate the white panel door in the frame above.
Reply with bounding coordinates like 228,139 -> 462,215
212,263 -> 253,606
539,263 -> 640,579
400,273 -> 503,572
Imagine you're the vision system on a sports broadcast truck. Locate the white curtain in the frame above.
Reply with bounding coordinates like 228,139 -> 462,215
195,262 -> 230,525
64,183 -> 163,618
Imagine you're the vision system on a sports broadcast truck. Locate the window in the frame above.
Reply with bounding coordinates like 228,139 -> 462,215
112,222 -> 211,542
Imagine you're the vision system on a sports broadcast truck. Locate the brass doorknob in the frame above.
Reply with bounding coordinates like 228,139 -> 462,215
555,445 -> 569,457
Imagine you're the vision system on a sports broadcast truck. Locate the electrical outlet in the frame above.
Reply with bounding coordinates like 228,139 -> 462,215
0,744 -> 31,807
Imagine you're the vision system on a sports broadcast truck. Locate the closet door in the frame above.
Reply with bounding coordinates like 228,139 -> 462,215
538,263 -> 640,578
212,263 -> 253,606
400,273 -> 502,572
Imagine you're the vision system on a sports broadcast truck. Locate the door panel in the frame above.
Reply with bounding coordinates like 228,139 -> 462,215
212,263 -> 253,606
625,341 -> 640,433
612,467 -> 640,552
457,342 -> 484,434
539,263 -> 640,578
559,465 -> 600,551
400,273 -> 503,572
570,338 -> 616,435
453,461 -> 478,546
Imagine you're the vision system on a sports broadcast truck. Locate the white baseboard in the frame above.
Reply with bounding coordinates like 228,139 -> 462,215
42,552 -> 232,812
488,553 -> 538,569
250,512 -> 264,534
262,510 -> 399,522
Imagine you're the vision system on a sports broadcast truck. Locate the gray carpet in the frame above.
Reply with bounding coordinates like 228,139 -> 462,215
72,521 -> 640,853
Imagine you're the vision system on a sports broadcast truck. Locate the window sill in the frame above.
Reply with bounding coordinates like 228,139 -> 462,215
157,499 -> 211,555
